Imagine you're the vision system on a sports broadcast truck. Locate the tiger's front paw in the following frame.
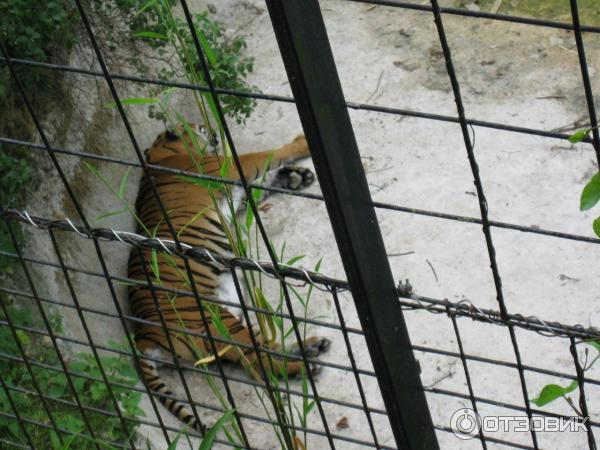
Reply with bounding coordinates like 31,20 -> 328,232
274,166 -> 315,190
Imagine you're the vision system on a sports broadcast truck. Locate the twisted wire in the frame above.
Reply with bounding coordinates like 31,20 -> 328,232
5,207 -> 600,343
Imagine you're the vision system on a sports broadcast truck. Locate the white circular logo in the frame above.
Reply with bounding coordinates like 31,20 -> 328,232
450,408 -> 481,440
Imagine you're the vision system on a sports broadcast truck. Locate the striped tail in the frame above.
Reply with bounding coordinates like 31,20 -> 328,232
139,358 -> 206,435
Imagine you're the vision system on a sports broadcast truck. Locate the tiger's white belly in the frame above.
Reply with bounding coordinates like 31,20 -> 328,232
216,270 -> 246,323
214,185 -> 249,323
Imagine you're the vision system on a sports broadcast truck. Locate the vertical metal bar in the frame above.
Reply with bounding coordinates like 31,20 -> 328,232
177,1 -> 335,445
0,40 -> 136,450
569,0 -> 600,168
331,289 -> 380,448
0,366 -> 35,449
229,268 -> 295,449
6,224 -> 101,450
569,337 -> 596,450
72,4 -> 252,444
0,284 -> 64,444
49,231 -> 172,446
447,309 -> 487,449
45,232 -> 142,446
428,1 -> 539,448
133,244 -> 202,443
265,2 -> 438,448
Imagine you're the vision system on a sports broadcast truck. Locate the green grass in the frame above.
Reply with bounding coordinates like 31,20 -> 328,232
0,303 -> 143,449
0,149 -> 32,274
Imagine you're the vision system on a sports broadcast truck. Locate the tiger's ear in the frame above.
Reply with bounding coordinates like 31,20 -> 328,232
165,130 -> 179,141
145,130 -> 180,164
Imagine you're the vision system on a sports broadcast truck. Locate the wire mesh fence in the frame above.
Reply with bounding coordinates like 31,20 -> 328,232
1,0 -> 600,449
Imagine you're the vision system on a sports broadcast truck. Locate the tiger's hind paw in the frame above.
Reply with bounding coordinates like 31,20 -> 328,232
273,166 -> 315,190
289,336 -> 331,358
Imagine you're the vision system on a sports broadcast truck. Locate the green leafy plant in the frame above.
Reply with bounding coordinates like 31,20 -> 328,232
0,0 -> 179,96
0,0 -> 181,276
532,340 -> 600,415
569,128 -> 600,237
0,303 -> 144,449
0,1 -> 79,266
580,172 -> 600,237
0,0 -> 78,99
0,148 -> 32,274
532,129 -> 600,414
134,2 -> 257,125
532,380 -> 578,407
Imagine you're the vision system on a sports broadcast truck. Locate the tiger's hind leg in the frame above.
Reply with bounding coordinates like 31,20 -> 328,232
259,336 -> 332,377
217,320 -> 331,378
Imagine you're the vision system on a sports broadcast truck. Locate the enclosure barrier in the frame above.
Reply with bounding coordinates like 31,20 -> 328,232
1,0 -> 600,449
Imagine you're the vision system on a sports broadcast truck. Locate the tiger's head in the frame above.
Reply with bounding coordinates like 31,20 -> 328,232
144,123 -> 218,165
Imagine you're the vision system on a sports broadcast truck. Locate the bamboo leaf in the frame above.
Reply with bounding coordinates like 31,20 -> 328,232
252,186 -> 263,203
180,120 -> 207,161
84,161 -> 149,234
159,87 -> 177,110
150,250 -> 160,280
284,327 -> 295,340
194,345 -> 232,366
136,0 -> 159,16
286,255 -> 305,267
314,256 -> 324,273
255,287 -> 277,343
279,241 -> 287,262
301,366 -> 309,398
293,403 -> 304,426
94,209 -> 128,221
118,167 -> 133,198
16,330 -> 30,346
177,206 -> 210,239
208,306 -> 230,338
219,156 -> 232,178
83,161 -> 101,178
178,175 -> 223,190
166,427 -> 185,450
135,31 -> 169,41
198,409 -> 235,450
245,196 -> 255,231
105,97 -> 160,109
195,28 -> 217,68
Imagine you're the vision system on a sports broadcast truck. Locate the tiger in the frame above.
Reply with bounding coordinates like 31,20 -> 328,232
127,125 -> 331,434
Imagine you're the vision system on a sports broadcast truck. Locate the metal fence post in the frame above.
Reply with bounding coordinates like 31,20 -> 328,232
265,1 -> 439,449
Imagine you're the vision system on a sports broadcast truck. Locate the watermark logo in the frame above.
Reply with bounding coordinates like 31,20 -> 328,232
450,408 -> 588,440
450,409 -> 482,440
